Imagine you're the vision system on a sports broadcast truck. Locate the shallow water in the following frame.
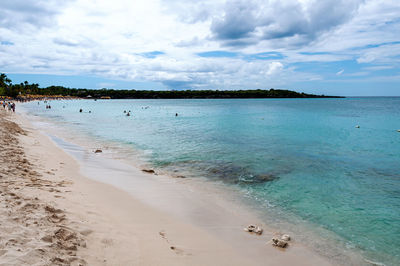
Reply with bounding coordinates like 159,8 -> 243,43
21,98 -> 400,265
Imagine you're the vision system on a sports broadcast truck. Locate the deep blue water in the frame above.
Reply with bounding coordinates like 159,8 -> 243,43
22,98 -> 400,265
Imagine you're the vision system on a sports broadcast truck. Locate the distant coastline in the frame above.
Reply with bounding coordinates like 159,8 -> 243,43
1,73 -> 343,99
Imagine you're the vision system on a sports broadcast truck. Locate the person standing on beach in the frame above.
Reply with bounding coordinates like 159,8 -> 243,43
11,103 -> 15,112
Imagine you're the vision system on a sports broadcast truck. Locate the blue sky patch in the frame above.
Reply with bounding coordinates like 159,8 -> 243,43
244,52 -> 284,60
197,51 -> 239,58
299,52 -> 331,55
139,51 -> 165,58
0,41 -> 14,46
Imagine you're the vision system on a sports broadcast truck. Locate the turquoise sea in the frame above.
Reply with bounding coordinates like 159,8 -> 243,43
21,98 -> 400,265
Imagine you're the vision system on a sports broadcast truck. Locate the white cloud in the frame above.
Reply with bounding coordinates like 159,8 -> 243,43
357,43 -> 400,64
0,0 -> 399,90
266,62 -> 284,76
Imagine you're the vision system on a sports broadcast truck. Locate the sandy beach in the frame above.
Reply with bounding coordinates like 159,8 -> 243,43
0,107 -> 334,266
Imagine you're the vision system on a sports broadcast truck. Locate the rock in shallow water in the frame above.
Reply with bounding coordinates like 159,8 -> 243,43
254,173 -> 278,182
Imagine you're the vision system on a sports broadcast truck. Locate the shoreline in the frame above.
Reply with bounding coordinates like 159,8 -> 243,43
0,107 -> 339,265
18,100 -> 371,265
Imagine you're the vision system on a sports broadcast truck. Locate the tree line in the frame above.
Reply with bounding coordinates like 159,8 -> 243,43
0,73 -> 341,99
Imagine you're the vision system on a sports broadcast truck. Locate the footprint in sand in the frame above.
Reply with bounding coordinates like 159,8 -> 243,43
101,238 -> 114,245
79,229 -> 93,236
169,246 -> 186,255
159,230 -> 191,256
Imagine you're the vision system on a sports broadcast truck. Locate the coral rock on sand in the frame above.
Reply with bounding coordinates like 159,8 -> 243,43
271,237 -> 288,248
281,234 -> 291,241
271,234 -> 291,248
244,224 -> 263,235
94,149 -> 102,153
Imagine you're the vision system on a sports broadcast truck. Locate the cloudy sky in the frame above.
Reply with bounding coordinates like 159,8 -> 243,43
0,0 -> 399,96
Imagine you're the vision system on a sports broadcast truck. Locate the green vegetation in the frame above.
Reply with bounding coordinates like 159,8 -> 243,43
0,73 -> 341,99
1,73 -> 40,98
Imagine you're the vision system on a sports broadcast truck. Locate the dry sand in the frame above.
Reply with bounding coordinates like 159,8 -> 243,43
0,108 -> 333,265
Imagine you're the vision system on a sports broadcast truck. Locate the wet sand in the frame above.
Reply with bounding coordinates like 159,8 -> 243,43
0,108 -> 333,265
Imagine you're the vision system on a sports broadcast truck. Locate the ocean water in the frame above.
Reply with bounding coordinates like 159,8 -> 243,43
21,98 -> 400,265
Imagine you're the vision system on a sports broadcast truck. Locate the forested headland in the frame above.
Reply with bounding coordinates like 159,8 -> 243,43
0,73 -> 342,99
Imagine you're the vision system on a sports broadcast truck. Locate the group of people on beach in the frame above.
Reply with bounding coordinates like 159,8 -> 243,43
1,100 -> 16,112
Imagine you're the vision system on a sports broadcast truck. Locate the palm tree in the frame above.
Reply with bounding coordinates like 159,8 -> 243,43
0,73 -> 12,87
0,73 -> 12,96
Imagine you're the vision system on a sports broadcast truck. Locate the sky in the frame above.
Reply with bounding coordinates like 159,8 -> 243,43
0,0 -> 399,96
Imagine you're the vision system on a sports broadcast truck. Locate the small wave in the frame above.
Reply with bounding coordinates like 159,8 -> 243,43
364,258 -> 386,266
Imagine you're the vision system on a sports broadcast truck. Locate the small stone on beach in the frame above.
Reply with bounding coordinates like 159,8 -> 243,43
271,237 -> 288,248
244,224 -> 263,235
281,234 -> 291,241
94,149 -> 102,153
271,234 -> 291,248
